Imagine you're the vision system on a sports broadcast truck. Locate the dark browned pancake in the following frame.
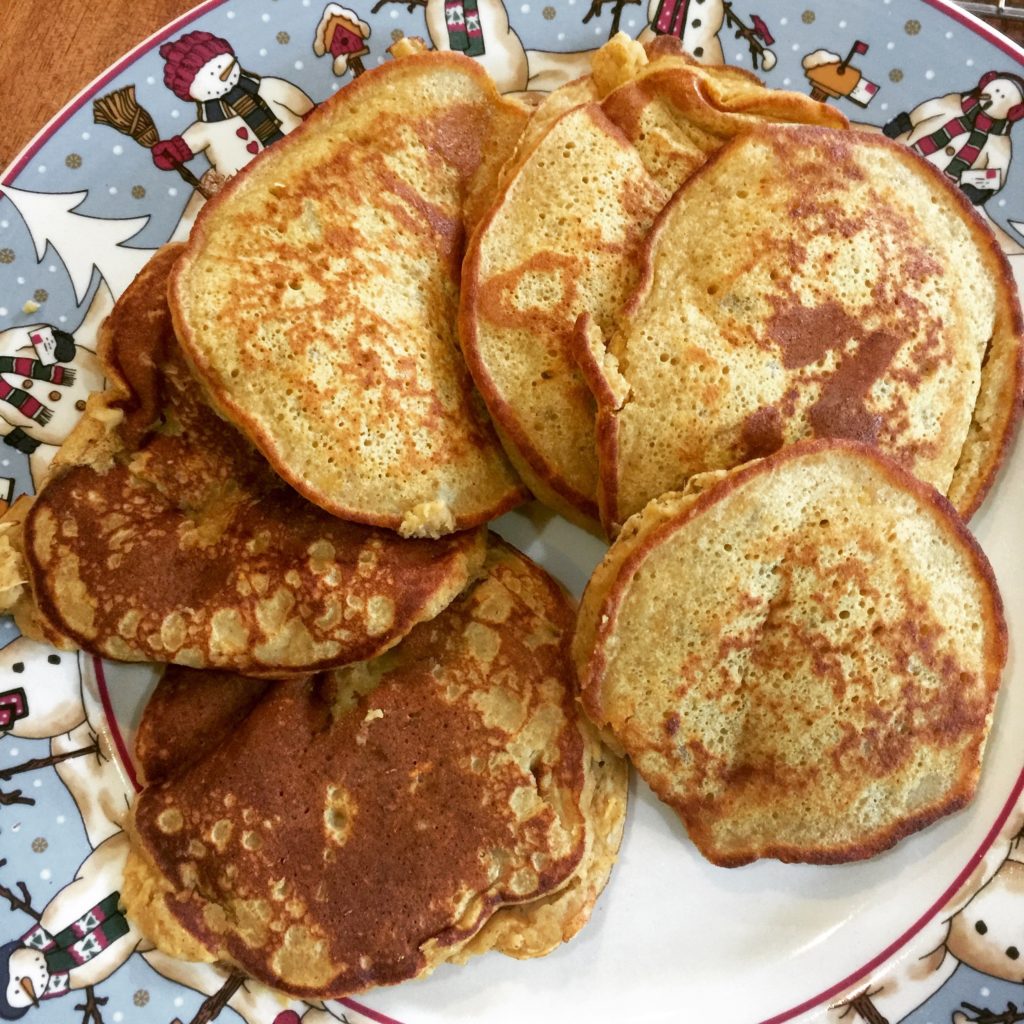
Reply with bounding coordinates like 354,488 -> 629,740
13,246 -> 485,676
123,541 -> 628,997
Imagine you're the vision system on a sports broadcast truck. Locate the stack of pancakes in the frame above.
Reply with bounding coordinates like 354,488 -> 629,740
0,31 -> 1020,1003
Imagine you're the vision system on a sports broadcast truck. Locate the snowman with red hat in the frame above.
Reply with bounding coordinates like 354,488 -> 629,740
151,30 -> 314,182
883,71 -> 1024,206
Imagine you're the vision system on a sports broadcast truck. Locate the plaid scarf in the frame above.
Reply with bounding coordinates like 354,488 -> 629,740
198,71 -> 284,147
651,0 -> 691,37
445,0 -> 485,57
912,93 -> 1011,183
20,893 -> 129,1000
0,357 -> 74,426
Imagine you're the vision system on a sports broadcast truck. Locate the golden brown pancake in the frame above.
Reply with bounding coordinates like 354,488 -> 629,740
574,440 -> 1007,866
577,124 -> 1024,533
461,103 -> 669,526
461,39 -> 847,530
8,246 -> 486,676
124,540 -> 627,998
170,52 -> 530,539
600,44 -> 848,195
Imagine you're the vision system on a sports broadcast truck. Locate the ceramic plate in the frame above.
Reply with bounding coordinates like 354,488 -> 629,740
2,2 -> 1024,1022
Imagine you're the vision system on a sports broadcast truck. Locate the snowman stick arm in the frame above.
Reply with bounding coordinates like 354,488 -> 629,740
0,786 -> 34,807
0,859 -> 42,920
74,987 -> 109,1024
370,0 -> 425,12
176,970 -> 246,1024
582,0 -> 639,29
957,1003 -> 1024,1023
0,742 -> 100,782
722,1 -> 770,68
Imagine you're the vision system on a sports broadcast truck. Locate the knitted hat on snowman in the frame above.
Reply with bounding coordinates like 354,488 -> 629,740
0,940 -> 30,1021
159,31 -> 235,101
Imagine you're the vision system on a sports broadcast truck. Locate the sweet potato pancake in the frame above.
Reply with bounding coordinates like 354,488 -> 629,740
124,541 -> 627,997
577,124 -> 1024,533
574,440 -> 1007,866
170,52 -> 531,538
462,37 -> 848,531
6,246 -> 485,676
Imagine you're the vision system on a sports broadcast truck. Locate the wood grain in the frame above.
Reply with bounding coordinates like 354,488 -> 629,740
1,0 -> 1022,171
0,0 -> 198,170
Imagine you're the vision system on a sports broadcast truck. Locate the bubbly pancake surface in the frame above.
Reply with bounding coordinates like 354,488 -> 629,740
599,47 -> 848,195
171,53 -> 530,538
462,40 -> 848,529
574,440 -> 1007,866
578,124 -> 1023,532
125,542 -> 627,997
461,102 -> 668,524
21,245 -> 486,675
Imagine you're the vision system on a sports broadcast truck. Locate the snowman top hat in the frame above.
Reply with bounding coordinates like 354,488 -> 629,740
159,31 -> 235,101
0,940 -> 30,1021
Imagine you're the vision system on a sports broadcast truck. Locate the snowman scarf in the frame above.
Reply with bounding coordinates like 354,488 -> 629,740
197,71 -> 285,147
651,0 -> 692,37
0,356 -> 75,427
19,892 -> 129,999
445,0 -> 485,57
912,92 -> 1011,182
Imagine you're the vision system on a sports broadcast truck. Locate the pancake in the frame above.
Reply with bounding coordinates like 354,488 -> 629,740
462,40 -> 847,529
5,246 -> 486,676
170,52 -> 530,539
600,44 -> 849,196
576,124 -> 1024,534
460,103 -> 669,526
573,440 -> 1008,866
124,540 -> 627,997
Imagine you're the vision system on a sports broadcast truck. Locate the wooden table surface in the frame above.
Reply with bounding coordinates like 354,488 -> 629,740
2,0 -> 1024,170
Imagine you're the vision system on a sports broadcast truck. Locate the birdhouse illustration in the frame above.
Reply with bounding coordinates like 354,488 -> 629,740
313,3 -> 372,77
803,41 -> 879,107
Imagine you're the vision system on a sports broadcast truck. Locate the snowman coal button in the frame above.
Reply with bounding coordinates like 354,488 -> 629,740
692,18 -> 701,26
48,391 -> 61,403
20,380 -> 31,390
694,46 -> 704,56
946,146 -> 956,156
75,400 -> 86,411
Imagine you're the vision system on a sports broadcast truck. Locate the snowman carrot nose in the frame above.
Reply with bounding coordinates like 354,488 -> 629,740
219,58 -> 237,82
20,976 -> 39,1008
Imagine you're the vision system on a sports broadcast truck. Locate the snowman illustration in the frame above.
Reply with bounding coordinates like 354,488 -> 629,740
0,639 -> 133,845
831,825 -> 1024,1023
0,644 -> 361,1024
0,833 -> 142,1018
883,71 -> 1024,206
150,31 -> 315,184
0,285 -> 110,489
360,0 -> 775,94
0,836 -> 365,1023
